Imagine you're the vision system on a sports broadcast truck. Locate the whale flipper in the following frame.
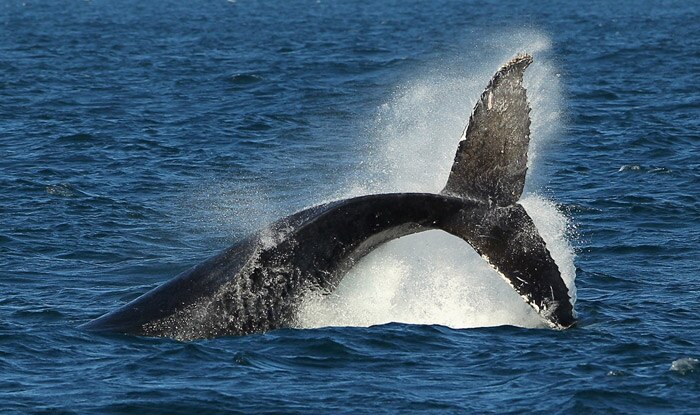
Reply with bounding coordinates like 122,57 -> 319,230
443,55 -> 532,206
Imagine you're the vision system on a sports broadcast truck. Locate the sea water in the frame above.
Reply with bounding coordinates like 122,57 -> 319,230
1,0 -> 698,413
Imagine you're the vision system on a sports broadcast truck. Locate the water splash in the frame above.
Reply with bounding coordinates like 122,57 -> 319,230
299,31 -> 575,330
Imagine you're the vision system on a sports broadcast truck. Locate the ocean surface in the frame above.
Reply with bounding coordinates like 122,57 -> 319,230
1,0 -> 698,413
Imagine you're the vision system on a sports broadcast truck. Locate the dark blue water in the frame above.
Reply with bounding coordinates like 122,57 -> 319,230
2,0 -> 698,413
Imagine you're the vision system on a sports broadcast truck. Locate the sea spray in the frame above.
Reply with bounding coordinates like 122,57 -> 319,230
299,32 -> 575,329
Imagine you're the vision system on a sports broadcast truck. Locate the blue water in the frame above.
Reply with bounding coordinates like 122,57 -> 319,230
2,0 -> 699,413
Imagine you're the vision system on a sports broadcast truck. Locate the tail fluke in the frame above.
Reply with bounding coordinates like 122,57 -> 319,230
442,54 -> 532,206
442,55 -> 575,328
445,204 -> 575,328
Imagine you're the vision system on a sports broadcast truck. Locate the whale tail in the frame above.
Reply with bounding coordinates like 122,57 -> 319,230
79,54 -> 575,340
442,55 -> 574,328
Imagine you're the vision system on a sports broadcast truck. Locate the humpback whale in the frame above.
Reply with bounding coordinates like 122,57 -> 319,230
82,55 -> 575,340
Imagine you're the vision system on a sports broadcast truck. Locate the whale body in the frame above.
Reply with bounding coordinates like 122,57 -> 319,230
82,55 -> 575,340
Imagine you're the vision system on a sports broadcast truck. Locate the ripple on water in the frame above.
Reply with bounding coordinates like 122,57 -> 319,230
226,73 -> 264,85
617,164 -> 672,174
45,183 -> 79,197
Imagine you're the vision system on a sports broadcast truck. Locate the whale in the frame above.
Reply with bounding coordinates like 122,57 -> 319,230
81,55 -> 575,340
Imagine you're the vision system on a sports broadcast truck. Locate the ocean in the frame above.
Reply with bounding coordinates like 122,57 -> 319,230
1,0 -> 698,413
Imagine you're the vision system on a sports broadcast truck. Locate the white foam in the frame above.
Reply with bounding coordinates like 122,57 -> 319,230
670,358 -> 699,375
298,31 -> 576,330
299,230 -> 545,329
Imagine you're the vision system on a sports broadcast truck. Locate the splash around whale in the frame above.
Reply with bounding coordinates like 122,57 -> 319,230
81,55 -> 576,340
